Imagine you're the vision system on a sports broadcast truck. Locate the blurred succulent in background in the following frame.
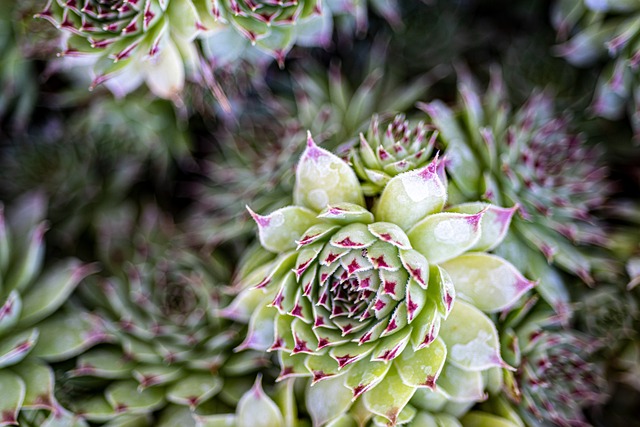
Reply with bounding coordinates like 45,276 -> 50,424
0,193 -> 98,426
36,0 -> 401,99
225,133 -> 533,425
417,70 -> 614,312
37,0 -> 208,99
0,0 -> 61,133
0,1 -> 38,132
494,296 -> 609,427
553,0 -> 640,136
56,203 -> 268,425
185,41 -> 434,248
0,92 -> 189,253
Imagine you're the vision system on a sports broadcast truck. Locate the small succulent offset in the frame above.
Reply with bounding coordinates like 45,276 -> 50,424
499,297 -> 608,427
227,133 -> 534,425
552,0 -> 640,135
417,71 -> 613,312
0,193 -> 97,426
350,114 -> 438,197
60,205 -> 267,425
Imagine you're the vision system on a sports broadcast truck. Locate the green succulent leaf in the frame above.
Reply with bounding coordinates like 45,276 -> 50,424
395,337 -> 447,389
105,381 -> 165,414
17,260 -> 98,328
446,203 -> 518,251
237,376 -> 284,427
0,328 -> 38,368
375,157 -> 447,231
0,370 -> 25,427
12,359 -> 56,410
436,363 -> 485,403
0,291 -> 21,337
441,254 -> 535,313
460,411 -> 520,427
294,134 -> 364,212
307,375 -> 353,427
248,206 -> 318,253
167,372 -> 222,408
363,365 -> 416,425
408,212 -> 484,264
439,300 -> 504,371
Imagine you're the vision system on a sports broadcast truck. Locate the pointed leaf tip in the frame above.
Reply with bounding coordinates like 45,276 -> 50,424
295,137 -> 364,212
250,206 -> 317,253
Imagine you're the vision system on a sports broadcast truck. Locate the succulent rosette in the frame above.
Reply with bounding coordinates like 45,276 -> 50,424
226,134 -> 534,425
415,71 -> 613,312
496,297 -> 608,427
0,193 -> 98,426
350,114 -> 439,196
37,0 -> 209,99
58,206 -> 268,425
552,0 -> 640,135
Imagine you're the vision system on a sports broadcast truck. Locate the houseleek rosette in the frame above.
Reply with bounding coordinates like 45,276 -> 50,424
350,114 -> 438,196
498,297 -> 608,427
416,72 -> 613,312
37,0 -> 207,98
0,193 -> 98,426
60,207 -> 267,425
226,134 -> 534,425
553,0 -> 640,135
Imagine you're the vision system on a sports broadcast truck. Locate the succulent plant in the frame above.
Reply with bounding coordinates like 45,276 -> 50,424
185,45 -> 432,247
36,0 -> 212,99
0,193 -> 98,426
57,204 -> 268,425
0,91 -> 189,253
416,70 -> 614,312
350,114 -> 438,196
225,133 -> 534,425
498,297 -> 608,427
553,0 -> 640,136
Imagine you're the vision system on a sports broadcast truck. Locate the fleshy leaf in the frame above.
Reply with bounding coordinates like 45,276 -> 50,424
12,359 -> 56,410
17,260 -> 98,328
460,411 -> 520,427
344,358 -> 392,399
0,328 -> 39,368
237,376 -> 284,427
0,370 -> 25,427
441,254 -> 535,313
447,203 -> 518,251
436,363 -> 485,403
318,203 -> 375,225
32,311 -> 107,362
294,133 -> 365,212
362,365 -> 416,425
439,300 -> 504,371
375,157 -> 447,231
71,349 -> 136,379
248,206 -> 318,253
408,212 -> 484,264
307,375 -> 353,426
395,337 -> 447,389
105,381 -> 165,413
305,353 -> 341,383
0,291 -> 22,336
368,222 -> 412,250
